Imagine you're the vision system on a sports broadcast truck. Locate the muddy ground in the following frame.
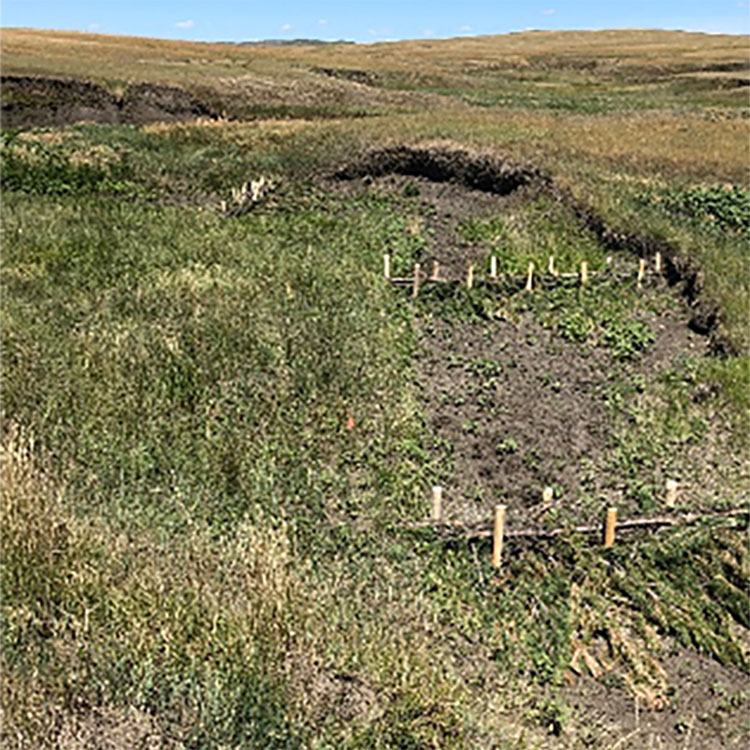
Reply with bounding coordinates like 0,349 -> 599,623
329,156 -> 749,748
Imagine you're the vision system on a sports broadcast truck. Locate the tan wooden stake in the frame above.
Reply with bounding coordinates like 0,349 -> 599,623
412,263 -> 421,298
655,252 -> 663,274
637,258 -> 646,288
580,260 -> 589,285
665,479 -> 678,508
604,508 -> 618,548
490,255 -> 498,279
548,255 -> 557,276
431,259 -> 440,281
542,486 -> 554,504
492,505 -> 507,569
384,253 -> 391,280
432,486 -> 443,521
466,261 -> 475,290
525,261 -> 535,292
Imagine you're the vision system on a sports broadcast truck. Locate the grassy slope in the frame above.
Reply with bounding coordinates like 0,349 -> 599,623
1,28 -> 749,749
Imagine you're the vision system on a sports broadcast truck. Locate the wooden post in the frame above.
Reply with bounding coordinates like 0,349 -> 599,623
492,505 -> 507,569
466,261 -> 475,290
548,255 -> 557,276
604,508 -> 618,548
431,259 -> 440,281
580,260 -> 589,285
412,263 -> 421,298
637,258 -> 646,288
432,486 -> 443,521
490,256 -> 498,279
383,254 -> 391,280
665,479 -> 678,507
525,261 -> 535,292
655,252 -> 662,274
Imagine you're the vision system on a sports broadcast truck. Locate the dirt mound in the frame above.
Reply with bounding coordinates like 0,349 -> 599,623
335,145 -> 551,196
0,76 -> 217,128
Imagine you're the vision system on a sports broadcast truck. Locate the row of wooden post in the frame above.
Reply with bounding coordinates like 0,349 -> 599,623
384,252 -> 663,294
431,478 -> 680,569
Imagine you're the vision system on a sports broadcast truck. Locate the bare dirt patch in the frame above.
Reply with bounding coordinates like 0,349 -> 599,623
327,149 -> 747,747
415,300 -> 711,526
563,642 -> 750,749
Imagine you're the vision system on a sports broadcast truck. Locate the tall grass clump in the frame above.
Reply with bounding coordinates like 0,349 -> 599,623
1,423 -> 305,747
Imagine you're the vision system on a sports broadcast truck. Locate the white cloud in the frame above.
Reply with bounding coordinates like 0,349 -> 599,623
541,9 -> 556,15
459,25 -> 472,32
176,20 -> 194,29
368,28 -> 377,36
423,29 -> 434,36
281,23 -> 293,31
318,19 -> 328,26
88,23 -> 100,31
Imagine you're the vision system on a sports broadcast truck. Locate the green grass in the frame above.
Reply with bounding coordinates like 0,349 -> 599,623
2,69 -> 750,748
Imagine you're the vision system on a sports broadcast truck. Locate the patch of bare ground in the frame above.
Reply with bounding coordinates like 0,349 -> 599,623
328,147 -> 747,747
415,300 -> 717,525
561,642 -> 750,749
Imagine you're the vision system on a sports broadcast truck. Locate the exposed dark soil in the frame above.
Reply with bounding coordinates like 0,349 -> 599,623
1,76 -> 217,128
328,151 -> 748,747
563,641 -> 750,749
335,144 -> 551,197
417,312 -> 707,525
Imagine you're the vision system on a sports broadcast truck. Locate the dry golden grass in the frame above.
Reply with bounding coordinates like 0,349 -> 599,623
3,27 -> 748,181
2,27 -> 747,86
0,420 -> 484,747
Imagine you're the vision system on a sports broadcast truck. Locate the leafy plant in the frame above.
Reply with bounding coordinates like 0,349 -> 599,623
643,184 -> 750,234
602,316 -> 654,360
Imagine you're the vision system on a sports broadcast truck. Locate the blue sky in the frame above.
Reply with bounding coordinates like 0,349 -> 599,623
2,1 -> 748,42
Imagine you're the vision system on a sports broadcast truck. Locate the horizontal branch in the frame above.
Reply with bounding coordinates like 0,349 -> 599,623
402,507 -> 749,541
387,271 -> 654,287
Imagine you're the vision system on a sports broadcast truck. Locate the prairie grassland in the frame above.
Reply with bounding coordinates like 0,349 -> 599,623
3,27 -> 747,80
1,27 -> 749,749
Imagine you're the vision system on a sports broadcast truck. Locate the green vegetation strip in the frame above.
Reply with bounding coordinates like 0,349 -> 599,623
2,117 -> 748,747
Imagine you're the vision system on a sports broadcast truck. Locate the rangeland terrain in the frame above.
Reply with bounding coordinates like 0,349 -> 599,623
1,27 -> 749,749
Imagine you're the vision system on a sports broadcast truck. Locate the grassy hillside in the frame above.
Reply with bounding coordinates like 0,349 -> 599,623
1,28 -> 749,749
